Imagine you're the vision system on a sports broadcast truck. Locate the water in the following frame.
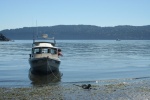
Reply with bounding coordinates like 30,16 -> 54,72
0,40 -> 150,87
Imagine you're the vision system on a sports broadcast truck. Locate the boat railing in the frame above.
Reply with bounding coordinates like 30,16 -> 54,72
33,34 -> 56,46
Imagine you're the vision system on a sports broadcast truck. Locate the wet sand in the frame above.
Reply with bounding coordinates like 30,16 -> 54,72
1,78 -> 150,100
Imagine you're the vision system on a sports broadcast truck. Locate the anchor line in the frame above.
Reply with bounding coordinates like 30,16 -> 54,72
47,57 -> 59,80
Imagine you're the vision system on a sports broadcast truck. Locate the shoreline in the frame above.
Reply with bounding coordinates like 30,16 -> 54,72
1,78 -> 150,100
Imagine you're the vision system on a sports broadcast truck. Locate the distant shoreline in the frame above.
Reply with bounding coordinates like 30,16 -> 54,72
1,25 -> 150,40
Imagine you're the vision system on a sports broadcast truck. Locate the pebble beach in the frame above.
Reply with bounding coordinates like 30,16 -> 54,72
1,78 -> 150,100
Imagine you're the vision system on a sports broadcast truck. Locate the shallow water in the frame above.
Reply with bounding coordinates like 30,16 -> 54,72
0,40 -> 150,87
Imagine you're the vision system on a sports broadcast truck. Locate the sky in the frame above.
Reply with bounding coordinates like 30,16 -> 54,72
0,0 -> 150,31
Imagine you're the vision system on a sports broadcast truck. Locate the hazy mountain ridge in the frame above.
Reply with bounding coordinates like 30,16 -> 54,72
1,25 -> 150,40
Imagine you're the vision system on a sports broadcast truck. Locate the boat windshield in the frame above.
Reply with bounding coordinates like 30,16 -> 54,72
33,47 -> 57,54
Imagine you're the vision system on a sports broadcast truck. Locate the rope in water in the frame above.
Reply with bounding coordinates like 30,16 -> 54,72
47,57 -> 59,80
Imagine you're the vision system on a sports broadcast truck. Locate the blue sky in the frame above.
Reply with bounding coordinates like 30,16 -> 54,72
0,0 -> 150,31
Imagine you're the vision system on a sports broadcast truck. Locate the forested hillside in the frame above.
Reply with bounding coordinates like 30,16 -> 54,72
1,25 -> 150,40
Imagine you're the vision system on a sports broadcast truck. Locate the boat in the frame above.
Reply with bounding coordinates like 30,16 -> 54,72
29,34 -> 62,75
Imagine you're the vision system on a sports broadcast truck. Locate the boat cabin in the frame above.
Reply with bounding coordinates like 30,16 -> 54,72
33,47 -> 57,54
29,42 -> 60,59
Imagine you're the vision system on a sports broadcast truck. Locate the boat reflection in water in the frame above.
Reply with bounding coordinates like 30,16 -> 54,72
28,68 -> 63,85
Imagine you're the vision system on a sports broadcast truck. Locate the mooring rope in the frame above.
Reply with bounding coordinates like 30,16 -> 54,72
47,57 -> 59,80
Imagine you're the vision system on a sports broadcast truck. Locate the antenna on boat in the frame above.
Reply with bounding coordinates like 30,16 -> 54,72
34,20 -> 39,42
54,37 -> 56,45
33,20 -> 38,43
33,29 -> 35,43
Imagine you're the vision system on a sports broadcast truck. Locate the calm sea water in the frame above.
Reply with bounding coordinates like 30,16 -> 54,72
0,40 -> 150,87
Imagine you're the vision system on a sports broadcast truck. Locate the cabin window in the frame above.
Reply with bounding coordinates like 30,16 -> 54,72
50,48 -> 57,54
42,48 -> 49,53
33,48 -> 57,54
33,48 -> 41,54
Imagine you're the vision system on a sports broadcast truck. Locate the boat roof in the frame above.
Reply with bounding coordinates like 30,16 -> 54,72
33,42 -> 55,46
33,42 -> 57,48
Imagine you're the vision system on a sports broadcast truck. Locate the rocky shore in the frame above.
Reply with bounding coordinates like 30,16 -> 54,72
0,33 -> 10,41
1,78 -> 150,100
